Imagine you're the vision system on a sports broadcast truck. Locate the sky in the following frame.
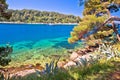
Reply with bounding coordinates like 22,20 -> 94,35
7,0 -> 84,17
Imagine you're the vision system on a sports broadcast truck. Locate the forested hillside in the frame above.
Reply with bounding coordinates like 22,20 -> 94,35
0,9 -> 81,23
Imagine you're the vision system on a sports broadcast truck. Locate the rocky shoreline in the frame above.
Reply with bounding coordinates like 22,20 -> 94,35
58,44 -> 99,68
0,44 -> 99,79
0,63 -> 44,78
1,42 -> 120,79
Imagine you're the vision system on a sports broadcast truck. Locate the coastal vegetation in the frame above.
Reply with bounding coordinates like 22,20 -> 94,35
66,0 -> 120,79
68,0 -> 120,45
0,0 -> 120,80
0,46 -> 13,66
0,9 -> 81,23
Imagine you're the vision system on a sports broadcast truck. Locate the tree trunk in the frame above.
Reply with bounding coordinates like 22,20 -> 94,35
100,16 -> 120,41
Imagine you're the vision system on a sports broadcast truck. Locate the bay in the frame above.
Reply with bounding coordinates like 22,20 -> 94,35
0,23 -> 82,67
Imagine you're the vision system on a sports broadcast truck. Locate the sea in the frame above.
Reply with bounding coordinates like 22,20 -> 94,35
0,23 -> 83,67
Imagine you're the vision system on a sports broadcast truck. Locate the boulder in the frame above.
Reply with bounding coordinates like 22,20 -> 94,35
70,52 -> 79,60
57,61 -> 66,68
77,50 -> 85,56
63,61 -> 76,68
10,69 -> 37,78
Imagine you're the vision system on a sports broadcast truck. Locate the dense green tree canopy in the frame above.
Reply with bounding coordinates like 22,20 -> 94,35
0,9 -> 81,23
79,0 -> 120,15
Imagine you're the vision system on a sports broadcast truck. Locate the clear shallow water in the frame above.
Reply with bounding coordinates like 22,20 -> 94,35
0,23 -> 82,66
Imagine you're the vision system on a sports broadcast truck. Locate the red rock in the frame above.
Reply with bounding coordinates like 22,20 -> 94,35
10,69 -> 36,78
35,65 -> 44,70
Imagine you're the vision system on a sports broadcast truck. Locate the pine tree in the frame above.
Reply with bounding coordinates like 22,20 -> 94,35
68,0 -> 120,46
0,0 -> 11,19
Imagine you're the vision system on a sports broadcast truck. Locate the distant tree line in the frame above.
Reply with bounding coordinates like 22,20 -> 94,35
0,9 -> 81,23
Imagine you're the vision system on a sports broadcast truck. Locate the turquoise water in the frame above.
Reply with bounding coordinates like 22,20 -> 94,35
0,23 -> 82,66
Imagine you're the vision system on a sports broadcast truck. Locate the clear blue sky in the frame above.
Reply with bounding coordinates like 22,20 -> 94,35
7,0 -> 84,17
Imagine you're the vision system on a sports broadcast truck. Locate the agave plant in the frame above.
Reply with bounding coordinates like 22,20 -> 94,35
98,44 -> 120,60
0,72 -> 10,80
75,57 -> 87,67
0,73 -> 4,80
36,57 -> 60,76
75,53 -> 99,68
73,43 -> 120,68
